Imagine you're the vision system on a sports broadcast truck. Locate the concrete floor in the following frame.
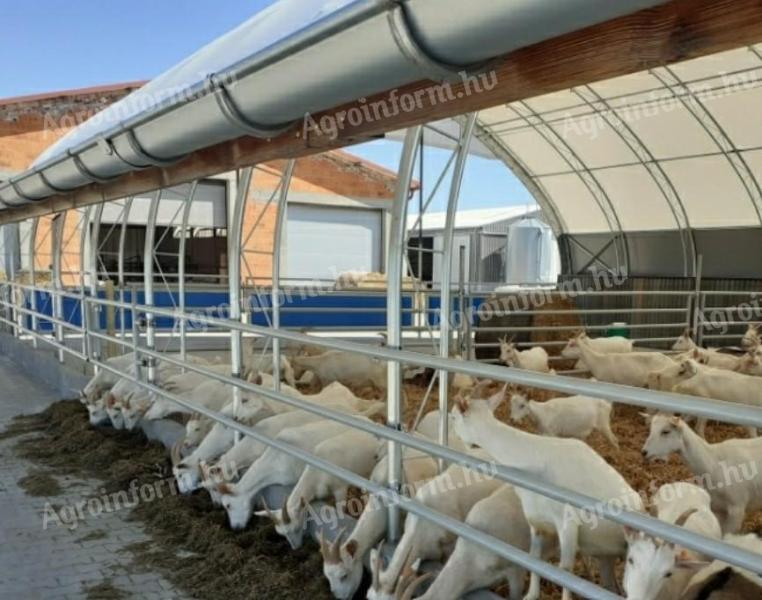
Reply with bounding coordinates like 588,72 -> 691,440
0,355 -> 189,600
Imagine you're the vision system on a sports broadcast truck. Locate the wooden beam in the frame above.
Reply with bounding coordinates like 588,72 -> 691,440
3,0 -> 762,224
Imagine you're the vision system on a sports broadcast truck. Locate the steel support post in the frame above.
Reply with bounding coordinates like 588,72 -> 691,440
118,197 -> 134,339
51,214 -> 65,363
79,207 -> 91,358
271,160 -> 296,392
386,126 -> 422,541
88,204 -> 104,363
229,168 -> 254,438
438,114 -> 476,456
29,218 -> 39,348
143,191 -> 161,384
178,182 -> 199,365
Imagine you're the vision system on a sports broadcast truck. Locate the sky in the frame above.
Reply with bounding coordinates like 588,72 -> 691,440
1,0 -> 533,211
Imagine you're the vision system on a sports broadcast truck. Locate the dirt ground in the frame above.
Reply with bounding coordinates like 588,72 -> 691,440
4,374 -> 761,600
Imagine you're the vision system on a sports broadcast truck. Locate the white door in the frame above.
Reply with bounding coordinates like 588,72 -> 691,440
285,205 -> 382,281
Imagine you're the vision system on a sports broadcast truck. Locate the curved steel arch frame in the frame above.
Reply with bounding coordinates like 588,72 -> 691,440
572,86 -> 698,276
386,125 -> 423,541
271,159 -> 296,393
513,101 -> 629,275
228,168 -> 255,436
437,114 -> 477,456
651,64 -> 762,229
472,119 -> 575,272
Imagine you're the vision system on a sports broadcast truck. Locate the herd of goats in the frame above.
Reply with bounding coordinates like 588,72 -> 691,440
76,326 -> 762,600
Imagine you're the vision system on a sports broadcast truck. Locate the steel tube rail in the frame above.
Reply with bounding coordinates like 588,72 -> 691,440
63,288 -> 762,430
71,320 -> 762,579
385,126 -> 422,540
271,159 -> 296,393
0,298 -> 85,334
7,275 -> 762,430
439,114 -> 477,456
474,323 -> 689,333
73,350 -> 621,600
6,283 -> 762,583
177,181 -> 199,365
143,190 -> 161,383
0,312 -> 87,361
228,168 -> 254,439
474,307 -> 690,316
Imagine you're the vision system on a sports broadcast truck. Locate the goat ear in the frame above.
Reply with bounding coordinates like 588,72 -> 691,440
639,412 -> 653,424
455,394 -> 470,414
345,539 -> 358,558
487,385 -> 508,412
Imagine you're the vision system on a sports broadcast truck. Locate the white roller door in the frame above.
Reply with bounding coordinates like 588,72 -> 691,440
285,204 -> 382,280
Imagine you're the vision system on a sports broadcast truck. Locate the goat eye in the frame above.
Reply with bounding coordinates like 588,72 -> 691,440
627,558 -> 634,565
664,572 -> 673,578
661,430 -> 670,436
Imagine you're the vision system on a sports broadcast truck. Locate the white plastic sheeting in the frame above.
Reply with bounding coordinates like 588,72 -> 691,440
476,45 -> 762,237
0,0 -> 669,210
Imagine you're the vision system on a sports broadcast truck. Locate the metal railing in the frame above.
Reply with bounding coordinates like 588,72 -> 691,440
1,278 -> 762,600
696,289 -> 762,347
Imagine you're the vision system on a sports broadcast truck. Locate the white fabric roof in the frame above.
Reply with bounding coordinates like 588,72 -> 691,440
476,45 -> 762,239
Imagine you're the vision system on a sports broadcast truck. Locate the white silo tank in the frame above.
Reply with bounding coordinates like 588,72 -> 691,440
504,217 -> 555,284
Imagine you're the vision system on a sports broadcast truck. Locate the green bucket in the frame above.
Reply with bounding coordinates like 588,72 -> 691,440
606,322 -> 630,338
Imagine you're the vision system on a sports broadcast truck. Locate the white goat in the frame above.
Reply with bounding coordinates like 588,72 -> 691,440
562,333 -> 633,371
322,450 -> 439,600
622,483 -> 722,600
162,364 -> 237,395
642,414 -> 762,534
199,409 -> 329,500
172,393 -> 279,493
86,396 -> 111,426
741,323 -> 761,351
509,390 -> 619,448
680,533 -> 762,599
647,359 -> 760,437
566,332 -> 674,387
242,346 -> 297,387
672,330 -> 698,353
220,419 -> 366,530
183,415 -> 215,448
80,352 -> 136,403
689,347 -> 743,372
290,351 -> 388,391
680,533 -> 762,600
451,388 -> 643,600
398,485 -> 533,600
498,337 -> 550,373
368,453 -> 503,600
733,351 -> 762,376
256,429 -> 379,549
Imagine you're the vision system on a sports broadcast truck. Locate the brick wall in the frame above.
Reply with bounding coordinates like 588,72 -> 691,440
0,84 -> 142,172
1,84 -> 400,287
